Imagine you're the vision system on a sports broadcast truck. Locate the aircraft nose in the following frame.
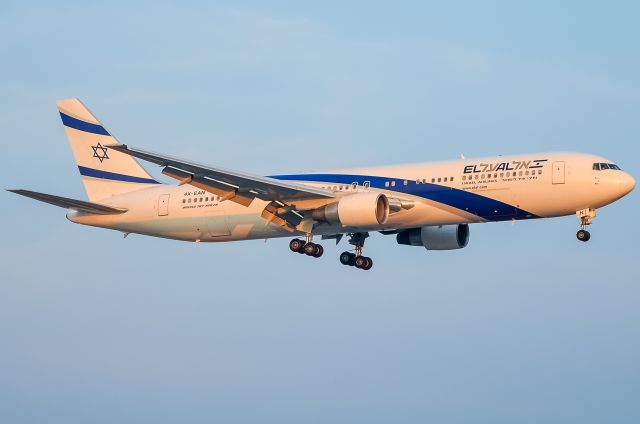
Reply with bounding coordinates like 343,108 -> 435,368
618,172 -> 636,196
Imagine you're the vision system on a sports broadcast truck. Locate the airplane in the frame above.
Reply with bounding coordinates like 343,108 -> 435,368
9,99 -> 636,270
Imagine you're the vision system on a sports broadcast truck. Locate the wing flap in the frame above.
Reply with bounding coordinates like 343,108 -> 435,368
8,189 -> 127,215
161,166 -> 253,207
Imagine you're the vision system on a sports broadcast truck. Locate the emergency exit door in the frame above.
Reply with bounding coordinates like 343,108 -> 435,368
552,161 -> 565,184
158,194 -> 170,216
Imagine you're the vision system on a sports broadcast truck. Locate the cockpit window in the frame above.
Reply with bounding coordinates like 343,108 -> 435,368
593,162 -> 622,171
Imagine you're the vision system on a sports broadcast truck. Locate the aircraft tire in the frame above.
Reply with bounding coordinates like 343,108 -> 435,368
577,230 -> 591,242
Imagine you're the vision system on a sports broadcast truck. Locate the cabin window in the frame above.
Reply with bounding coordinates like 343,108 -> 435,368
385,181 -> 389,187
432,178 -> 435,183
444,177 -> 448,182
451,177 -> 454,182
391,181 -> 396,187
538,170 -> 542,174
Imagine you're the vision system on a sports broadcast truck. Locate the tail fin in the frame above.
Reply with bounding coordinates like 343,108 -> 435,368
57,98 -> 159,201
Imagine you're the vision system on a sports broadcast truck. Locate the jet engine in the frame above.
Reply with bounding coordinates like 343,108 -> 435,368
396,224 -> 470,250
312,192 -> 389,227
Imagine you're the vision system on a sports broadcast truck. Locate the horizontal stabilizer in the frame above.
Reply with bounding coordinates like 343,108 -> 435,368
8,189 -> 127,215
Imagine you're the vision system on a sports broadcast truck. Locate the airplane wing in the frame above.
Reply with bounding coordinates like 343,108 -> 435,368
109,144 -> 333,203
8,189 -> 127,215
109,144 -> 335,232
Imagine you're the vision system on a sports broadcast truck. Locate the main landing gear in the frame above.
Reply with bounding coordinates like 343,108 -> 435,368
339,233 -> 373,271
289,234 -> 324,258
576,208 -> 596,242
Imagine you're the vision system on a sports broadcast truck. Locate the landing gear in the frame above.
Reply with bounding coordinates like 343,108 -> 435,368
339,232 -> 373,270
340,252 -> 356,266
576,229 -> 591,242
575,208 -> 596,242
289,238 -> 305,252
289,235 -> 324,258
354,255 -> 373,270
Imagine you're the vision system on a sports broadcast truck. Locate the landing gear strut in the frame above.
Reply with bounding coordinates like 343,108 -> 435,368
339,233 -> 373,270
289,233 -> 323,258
576,208 -> 596,242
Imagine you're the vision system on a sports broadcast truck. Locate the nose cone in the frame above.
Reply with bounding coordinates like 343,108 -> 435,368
618,172 -> 636,197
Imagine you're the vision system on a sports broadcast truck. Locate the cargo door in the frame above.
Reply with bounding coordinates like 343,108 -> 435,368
158,194 -> 170,216
552,161 -> 565,184
207,200 -> 231,237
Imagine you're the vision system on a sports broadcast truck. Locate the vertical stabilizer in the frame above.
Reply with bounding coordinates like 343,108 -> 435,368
57,98 -> 159,201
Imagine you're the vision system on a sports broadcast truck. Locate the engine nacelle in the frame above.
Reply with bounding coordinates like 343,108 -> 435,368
312,192 -> 389,227
396,224 -> 470,250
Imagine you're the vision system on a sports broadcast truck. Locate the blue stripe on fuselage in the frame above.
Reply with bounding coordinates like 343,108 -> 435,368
269,173 -> 539,221
78,166 -> 159,184
60,112 -> 110,136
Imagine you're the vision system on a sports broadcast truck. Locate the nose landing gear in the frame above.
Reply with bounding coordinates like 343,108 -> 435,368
576,229 -> 590,241
576,208 -> 596,242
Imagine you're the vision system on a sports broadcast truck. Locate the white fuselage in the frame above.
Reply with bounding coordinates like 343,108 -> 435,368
67,152 -> 635,242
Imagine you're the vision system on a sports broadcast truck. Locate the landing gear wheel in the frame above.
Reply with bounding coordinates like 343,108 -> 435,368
289,238 -> 304,252
577,229 -> 591,242
363,257 -> 373,270
353,256 -> 373,270
313,244 -> 324,258
340,252 -> 356,266
304,242 -> 318,256
354,256 -> 368,269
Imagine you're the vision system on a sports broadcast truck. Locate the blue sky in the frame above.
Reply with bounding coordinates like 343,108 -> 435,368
1,1 -> 639,423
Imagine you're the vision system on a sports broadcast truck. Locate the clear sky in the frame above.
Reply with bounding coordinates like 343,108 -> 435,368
1,1 -> 639,423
